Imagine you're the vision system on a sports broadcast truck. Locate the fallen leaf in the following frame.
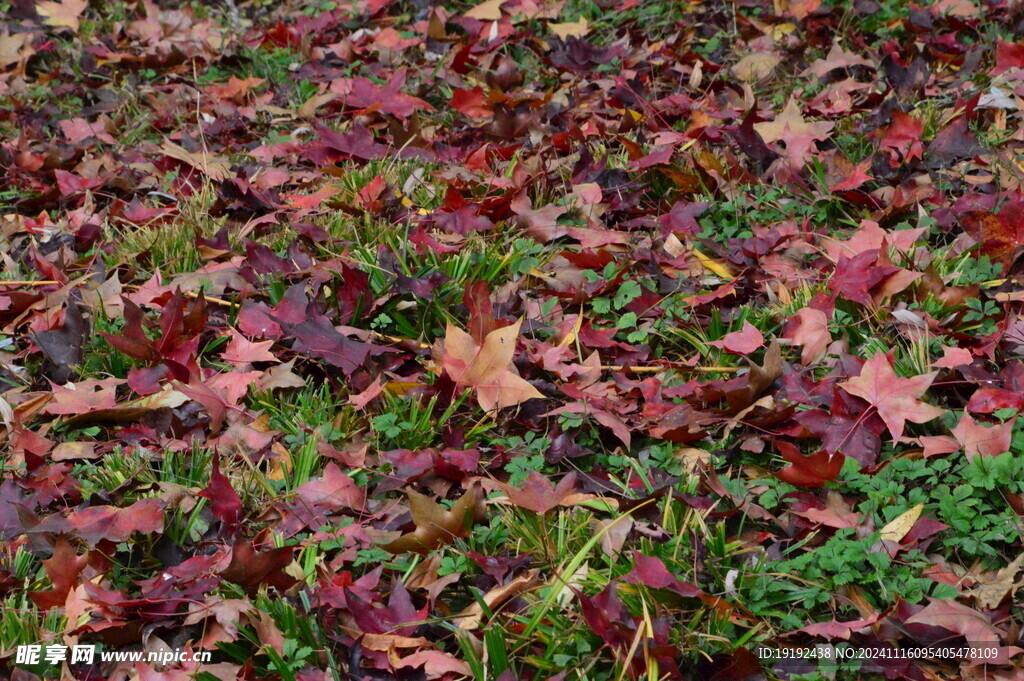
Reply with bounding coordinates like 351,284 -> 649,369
879,503 -> 923,543
710,321 -> 764,355
905,598 -> 1002,646
967,553 -> 1024,609
732,52 -> 781,82
934,345 -> 973,369
457,569 -> 542,630
0,31 -> 36,68
198,456 -> 243,536
32,498 -> 165,547
36,0 -> 88,32
774,444 -> 845,487
493,471 -> 577,514
465,0 -> 506,20
754,99 -> 834,167
838,352 -> 943,441
550,17 -> 590,40
28,536 -> 88,609
382,483 -> 485,554
442,320 -> 544,411
31,302 -> 88,384
51,441 -> 97,461
221,539 -> 298,594
391,649 -> 473,678
161,140 -> 232,181
951,413 -> 1015,460
787,307 -> 831,364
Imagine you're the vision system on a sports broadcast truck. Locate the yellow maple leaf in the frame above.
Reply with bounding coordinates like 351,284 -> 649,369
550,17 -> 590,40
441,320 -> 544,411
465,0 -> 506,20
36,0 -> 88,33
753,99 -> 833,145
0,31 -> 35,68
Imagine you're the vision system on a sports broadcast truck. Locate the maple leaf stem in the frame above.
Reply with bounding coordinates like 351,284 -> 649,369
834,405 -> 874,454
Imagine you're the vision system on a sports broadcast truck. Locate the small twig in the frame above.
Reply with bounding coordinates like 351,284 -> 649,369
0,280 -> 61,286
601,365 -> 739,374
119,284 -> 236,308
375,333 -> 430,349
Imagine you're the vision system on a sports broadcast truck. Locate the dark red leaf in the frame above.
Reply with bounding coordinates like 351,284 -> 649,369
774,442 -> 845,487
198,455 -> 243,536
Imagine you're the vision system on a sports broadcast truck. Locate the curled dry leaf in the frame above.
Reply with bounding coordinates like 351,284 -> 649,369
60,386 -> 188,429
967,553 -> 1024,609
382,483 -> 486,554
457,569 -> 542,630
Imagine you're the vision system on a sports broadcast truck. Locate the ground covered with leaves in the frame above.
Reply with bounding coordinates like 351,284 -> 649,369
3,0 -> 1024,679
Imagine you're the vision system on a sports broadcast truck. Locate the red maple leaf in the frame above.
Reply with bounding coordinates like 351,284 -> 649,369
198,455 -> 243,536
796,387 -> 886,467
32,498 -> 164,547
494,471 -> 577,514
879,111 -> 924,166
838,352 -> 943,441
831,250 -> 898,307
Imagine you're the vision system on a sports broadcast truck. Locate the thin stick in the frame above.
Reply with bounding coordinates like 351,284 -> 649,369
120,284 -> 236,308
0,280 -> 61,286
377,333 -> 430,349
600,365 -> 739,373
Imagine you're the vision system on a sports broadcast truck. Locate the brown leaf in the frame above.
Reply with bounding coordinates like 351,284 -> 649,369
249,610 -> 287,655
549,17 -> 589,40
967,553 -> 1024,609
593,517 -> 633,559
51,441 -> 97,461
457,569 -> 542,630
221,539 -> 298,594
728,340 -> 782,410
36,0 -> 88,32
0,393 -> 53,442
465,0 -> 506,20
31,302 -> 88,384
160,140 -> 231,181
732,52 -> 781,82
0,30 -> 36,68
338,627 -> 431,651
382,483 -> 486,554
60,386 -> 188,429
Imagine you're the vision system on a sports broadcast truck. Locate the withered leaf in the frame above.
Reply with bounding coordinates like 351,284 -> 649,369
382,483 -> 486,554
